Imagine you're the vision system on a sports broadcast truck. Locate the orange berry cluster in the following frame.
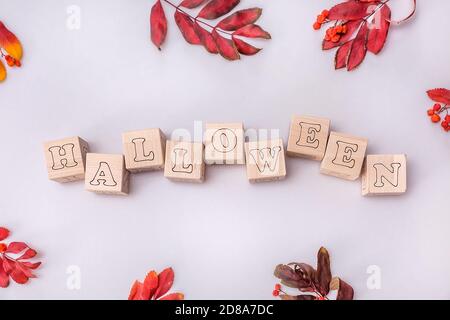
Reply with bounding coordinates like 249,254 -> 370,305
427,103 -> 450,132
4,54 -> 21,67
325,24 -> 348,43
272,283 -> 282,297
313,10 -> 329,30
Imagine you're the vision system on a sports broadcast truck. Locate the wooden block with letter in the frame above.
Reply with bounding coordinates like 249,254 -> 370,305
204,122 -> 245,165
43,136 -> 89,182
85,153 -> 129,195
245,139 -> 286,183
122,128 -> 166,172
164,140 -> 205,183
362,154 -> 407,196
287,115 -> 331,161
320,132 -> 368,181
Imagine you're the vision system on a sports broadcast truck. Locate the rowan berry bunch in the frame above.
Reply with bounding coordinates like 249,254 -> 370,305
426,88 -> 450,133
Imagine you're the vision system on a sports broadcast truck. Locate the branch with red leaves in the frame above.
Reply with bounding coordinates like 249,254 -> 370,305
150,0 -> 271,60
0,227 -> 42,288
128,267 -> 184,300
273,247 -> 353,300
0,21 -> 23,82
314,0 -> 416,71
426,88 -> 450,133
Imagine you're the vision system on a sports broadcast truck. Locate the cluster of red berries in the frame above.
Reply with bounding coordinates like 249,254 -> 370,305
272,283 -> 282,297
324,24 -> 347,43
313,10 -> 329,30
3,54 -> 21,67
427,103 -> 450,132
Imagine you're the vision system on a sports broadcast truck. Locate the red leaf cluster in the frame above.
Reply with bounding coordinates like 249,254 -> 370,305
128,267 -> 184,300
0,227 -> 42,288
150,0 -> 270,60
315,0 -> 394,71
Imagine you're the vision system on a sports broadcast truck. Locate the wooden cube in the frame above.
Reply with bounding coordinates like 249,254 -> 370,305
362,154 -> 407,196
245,139 -> 286,183
164,140 -> 205,183
320,132 -> 368,181
43,136 -> 89,183
287,115 -> 331,161
204,122 -> 245,165
85,153 -> 129,195
122,128 -> 166,172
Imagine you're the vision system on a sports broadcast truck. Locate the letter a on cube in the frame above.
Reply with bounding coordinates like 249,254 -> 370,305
245,139 -> 286,183
85,153 -> 129,195
204,122 -> 245,165
320,132 -> 368,180
362,154 -> 407,196
164,140 -> 205,183
43,136 -> 89,182
287,115 -> 330,161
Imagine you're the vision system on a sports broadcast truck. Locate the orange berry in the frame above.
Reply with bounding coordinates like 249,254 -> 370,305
331,35 -> 340,43
317,14 -> 326,24
325,34 -> 331,41
431,114 -> 441,123
275,284 -> 281,291
313,22 -> 321,30
342,25 -> 348,34
5,55 -> 15,67
322,9 -> 329,18
272,290 -> 280,297
0,243 -> 6,253
433,103 -> 441,112
14,59 -> 21,67
336,25 -> 343,33
427,109 -> 435,116
445,115 -> 450,122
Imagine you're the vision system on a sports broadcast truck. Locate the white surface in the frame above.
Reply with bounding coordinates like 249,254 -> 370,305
1,0 -> 450,300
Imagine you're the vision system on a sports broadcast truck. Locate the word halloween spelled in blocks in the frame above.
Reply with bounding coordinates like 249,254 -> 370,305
164,141 -> 205,183
204,122 -> 245,165
287,115 -> 330,161
245,139 -> 286,183
122,128 -> 166,172
320,132 -> 368,181
362,154 -> 407,196
43,136 -> 89,182
85,154 -> 129,195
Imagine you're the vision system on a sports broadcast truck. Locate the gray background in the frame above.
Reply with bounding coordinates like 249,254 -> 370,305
1,0 -> 449,299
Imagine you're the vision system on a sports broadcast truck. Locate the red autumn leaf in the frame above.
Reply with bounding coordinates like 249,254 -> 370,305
179,0 -> 210,9
198,0 -> 240,20
159,293 -> 185,300
6,242 -> 28,254
335,41 -> 353,69
233,24 -> 271,39
3,259 -> 28,284
21,261 -> 41,270
194,23 -> 218,54
0,227 -> 9,241
0,21 -> 23,61
323,20 -> 361,50
232,37 -> 261,56
18,248 -> 36,260
212,30 -> 240,61
0,258 -> 9,288
427,88 -> 450,105
153,267 -> 175,299
328,1 -> 376,21
367,4 -> 391,54
217,8 -> 262,31
174,10 -> 201,45
128,280 -> 141,300
150,0 -> 168,50
143,271 -> 159,300
347,22 -> 369,71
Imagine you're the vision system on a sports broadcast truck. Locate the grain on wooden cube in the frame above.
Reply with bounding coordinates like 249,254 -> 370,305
122,128 -> 166,172
320,132 -> 368,181
164,140 -> 205,183
362,154 -> 407,196
204,122 -> 245,165
43,136 -> 89,183
287,115 -> 331,161
245,139 -> 286,183
85,153 -> 129,195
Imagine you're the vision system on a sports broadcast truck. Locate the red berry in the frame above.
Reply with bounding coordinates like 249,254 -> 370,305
431,114 -> 441,123
445,115 -> 450,122
427,109 -> 435,116
272,290 -> 280,297
313,22 -> 321,30
441,121 -> 448,128
433,103 -> 441,112
274,284 -> 281,291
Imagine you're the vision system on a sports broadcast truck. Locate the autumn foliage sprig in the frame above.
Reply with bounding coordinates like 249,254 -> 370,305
0,227 -> 41,288
273,247 -> 354,300
0,21 -> 23,82
150,0 -> 271,60
313,0 -> 416,71
426,88 -> 450,133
